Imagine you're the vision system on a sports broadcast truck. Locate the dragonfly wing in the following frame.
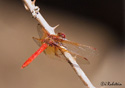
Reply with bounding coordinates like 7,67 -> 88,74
37,24 -> 43,39
61,39 -> 96,63
37,24 -> 48,39
44,46 -> 66,62
69,51 -> 90,64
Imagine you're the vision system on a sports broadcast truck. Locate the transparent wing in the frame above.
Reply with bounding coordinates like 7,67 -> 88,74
37,24 -> 43,38
62,39 -> 96,63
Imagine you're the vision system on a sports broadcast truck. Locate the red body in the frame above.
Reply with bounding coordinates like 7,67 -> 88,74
21,43 -> 48,68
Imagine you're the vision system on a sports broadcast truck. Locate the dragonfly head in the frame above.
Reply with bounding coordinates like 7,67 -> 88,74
58,32 -> 66,38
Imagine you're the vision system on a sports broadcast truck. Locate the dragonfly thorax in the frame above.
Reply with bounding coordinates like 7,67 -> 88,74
44,35 -> 64,47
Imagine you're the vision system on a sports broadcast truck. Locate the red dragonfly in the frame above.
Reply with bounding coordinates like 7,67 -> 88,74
21,24 -> 96,68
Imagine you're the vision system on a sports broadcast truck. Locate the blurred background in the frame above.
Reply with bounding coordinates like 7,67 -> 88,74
0,0 -> 124,88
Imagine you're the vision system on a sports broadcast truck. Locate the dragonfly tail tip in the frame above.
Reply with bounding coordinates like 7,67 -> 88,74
21,65 -> 25,69
21,67 -> 24,69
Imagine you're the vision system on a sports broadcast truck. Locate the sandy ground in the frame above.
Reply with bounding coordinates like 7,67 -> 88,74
0,1 -> 124,88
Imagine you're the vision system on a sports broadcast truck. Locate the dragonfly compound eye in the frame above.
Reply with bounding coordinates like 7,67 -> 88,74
58,32 -> 66,38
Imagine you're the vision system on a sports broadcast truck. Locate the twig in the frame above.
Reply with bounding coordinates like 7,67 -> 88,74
22,0 -> 96,88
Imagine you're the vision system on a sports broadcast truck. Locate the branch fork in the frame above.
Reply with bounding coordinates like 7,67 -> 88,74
22,0 -> 96,88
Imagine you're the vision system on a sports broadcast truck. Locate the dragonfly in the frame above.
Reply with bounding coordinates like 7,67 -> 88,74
21,24 -> 96,68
